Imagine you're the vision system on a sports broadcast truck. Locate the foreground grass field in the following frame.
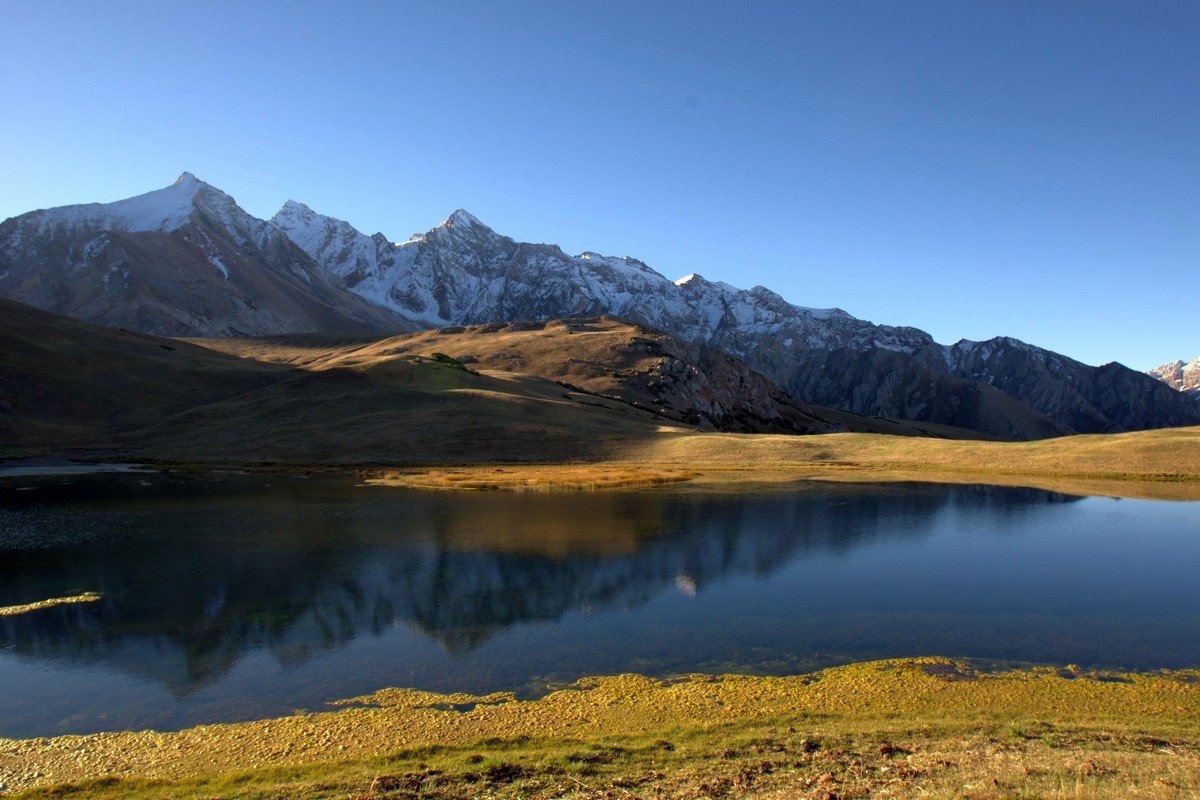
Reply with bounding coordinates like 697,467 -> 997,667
5,659 -> 1198,799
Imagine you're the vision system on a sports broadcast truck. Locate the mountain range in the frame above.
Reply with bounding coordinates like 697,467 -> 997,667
2,173 -> 1197,440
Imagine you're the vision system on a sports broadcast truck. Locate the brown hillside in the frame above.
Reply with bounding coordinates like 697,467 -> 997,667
197,317 -> 984,439
0,300 -> 685,464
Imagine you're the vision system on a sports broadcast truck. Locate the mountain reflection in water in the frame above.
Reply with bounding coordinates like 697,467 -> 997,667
1,472 -> 1197,737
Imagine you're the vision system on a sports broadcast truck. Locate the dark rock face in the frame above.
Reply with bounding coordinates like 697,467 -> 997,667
928,339 -> 1200,434
783,348 -> 1066,441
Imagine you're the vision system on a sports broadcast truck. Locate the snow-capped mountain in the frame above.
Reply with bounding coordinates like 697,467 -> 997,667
273,201 -> 1199,438
1150,357 -> 1200,401
272,200 -> 930,348
3,174 -> 1196,438
0,174 -> 408,336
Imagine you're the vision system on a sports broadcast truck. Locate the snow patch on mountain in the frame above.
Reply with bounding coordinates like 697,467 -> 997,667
23,173 -> 202,236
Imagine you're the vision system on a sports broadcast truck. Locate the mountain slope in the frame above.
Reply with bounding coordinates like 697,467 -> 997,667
0,299 -> 684,463
0,174 -> 410,337
194,317 -> 990,439
275,201 -> 1200,438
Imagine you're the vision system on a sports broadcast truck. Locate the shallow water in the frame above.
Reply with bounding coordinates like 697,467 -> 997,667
0,472 -> 1197,738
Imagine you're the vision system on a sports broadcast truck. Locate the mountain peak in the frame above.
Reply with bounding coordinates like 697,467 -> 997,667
174,171 -> 202,186
675,273 -> 705,286
278,199 -> 316,216
1149,356 -> 1200,396
441,209 -> 489,231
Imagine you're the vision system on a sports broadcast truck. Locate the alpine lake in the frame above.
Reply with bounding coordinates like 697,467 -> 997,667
1,469 -> 1198,739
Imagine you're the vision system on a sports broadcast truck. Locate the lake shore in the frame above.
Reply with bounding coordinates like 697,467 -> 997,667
4,657 -> 1198,799
321,425 -> 1200,500
8,425 -> 1199,500
365,461 -> 1200,501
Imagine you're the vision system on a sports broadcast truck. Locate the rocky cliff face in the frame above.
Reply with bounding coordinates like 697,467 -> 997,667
0,175 -> 409,337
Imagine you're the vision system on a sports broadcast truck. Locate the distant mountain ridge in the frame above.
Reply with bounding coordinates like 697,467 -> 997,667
1150,357 -> 1200,402
3,174 -> 1198,439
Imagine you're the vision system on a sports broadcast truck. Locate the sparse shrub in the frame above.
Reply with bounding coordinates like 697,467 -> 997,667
430,352 -> 468,370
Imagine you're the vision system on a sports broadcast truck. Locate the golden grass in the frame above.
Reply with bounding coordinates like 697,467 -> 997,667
634,426 -> 1200,476
6,658 -> 1200,799
620,426 -> 1200,500
353,426 -> 1200,500
368,465 -> 698,491
0,592 -> 102,617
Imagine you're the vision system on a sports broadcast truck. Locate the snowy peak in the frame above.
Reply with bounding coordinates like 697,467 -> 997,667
440,209 -> 490,232
4,172 -> 259,240
1149,356 -> 1200,397
277,199 -> 316,217
48,175 -> 204,233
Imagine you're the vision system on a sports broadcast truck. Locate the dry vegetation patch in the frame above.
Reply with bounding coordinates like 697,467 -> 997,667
0,592 -> 102,617
368,465 -> 699,491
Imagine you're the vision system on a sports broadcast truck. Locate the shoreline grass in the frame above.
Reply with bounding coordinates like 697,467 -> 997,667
4,658 -> 1199,799
0,592 -> 102,617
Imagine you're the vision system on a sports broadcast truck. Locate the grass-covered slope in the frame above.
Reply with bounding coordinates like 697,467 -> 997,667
0,299 -> 686,463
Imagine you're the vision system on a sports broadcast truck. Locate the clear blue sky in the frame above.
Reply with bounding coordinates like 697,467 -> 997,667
2,1 -> 1196,369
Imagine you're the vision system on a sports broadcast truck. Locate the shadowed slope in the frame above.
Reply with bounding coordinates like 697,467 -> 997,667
0,299 -> 685,463
194,317 -> 987,439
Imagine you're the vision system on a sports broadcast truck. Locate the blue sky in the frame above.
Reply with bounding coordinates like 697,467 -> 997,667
2,1 -> 1196,369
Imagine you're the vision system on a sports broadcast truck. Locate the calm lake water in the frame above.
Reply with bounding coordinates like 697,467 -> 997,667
1,471 -> 1198,738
